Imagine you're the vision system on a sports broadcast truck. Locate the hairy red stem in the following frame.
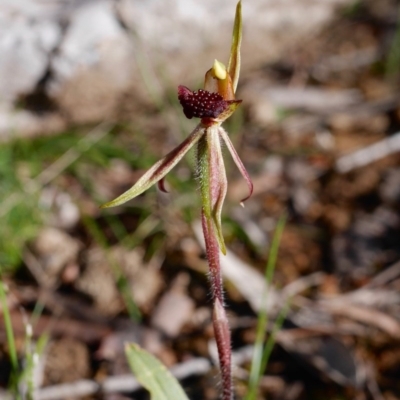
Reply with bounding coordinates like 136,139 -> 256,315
201,211 -> 233,400
213,298 -> 233,400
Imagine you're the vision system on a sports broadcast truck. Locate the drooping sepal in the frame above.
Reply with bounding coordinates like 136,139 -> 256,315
219,127 -> 253,205
157,178 -> 168,193
101,124 -> 204,208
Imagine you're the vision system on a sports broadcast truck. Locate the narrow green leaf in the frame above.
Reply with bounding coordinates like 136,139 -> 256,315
0,280 -> 18,373
125,343 -> 189,400
0,278 -> 20,393
246,214 -> 287,400
385,6 -> 400,78
227,1 -> 242,93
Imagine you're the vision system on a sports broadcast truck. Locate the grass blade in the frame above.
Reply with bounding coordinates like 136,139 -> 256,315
246,214 -> 286,400
0,279 -> 19,384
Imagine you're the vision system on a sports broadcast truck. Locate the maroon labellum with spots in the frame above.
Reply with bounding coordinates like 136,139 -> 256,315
178,86 -> 230,119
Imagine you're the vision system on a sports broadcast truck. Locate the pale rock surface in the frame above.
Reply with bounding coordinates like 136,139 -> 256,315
0,1 -> 61,103
118,0 -> 352,81
0,106 -> 65,142
49,0 -> 135,123
0,0 -> 353,138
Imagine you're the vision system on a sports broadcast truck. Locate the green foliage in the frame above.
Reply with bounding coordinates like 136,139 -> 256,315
386,6 -> 400,78
0,139 -> 42,269
0,197 -> 42,269
0,279 -> 49,398
340,0 -> 362,17
0,125 -> 145,271
125,343 -> 189,400
246,214 -> 287,400
20,330 -> 48,400
0,280 -> 18,378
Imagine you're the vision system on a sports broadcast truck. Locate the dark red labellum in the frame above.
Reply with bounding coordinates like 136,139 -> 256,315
178,85 -> 228,119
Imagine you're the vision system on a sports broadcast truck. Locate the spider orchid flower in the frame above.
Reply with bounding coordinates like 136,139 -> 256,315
101,2 -> 252,255
102,2 -> 251,399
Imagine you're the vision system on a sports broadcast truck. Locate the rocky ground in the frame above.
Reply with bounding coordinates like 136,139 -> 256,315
1,0 -> 400,399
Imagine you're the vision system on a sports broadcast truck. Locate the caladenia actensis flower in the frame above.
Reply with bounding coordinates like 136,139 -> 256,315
101,2 -> 252,399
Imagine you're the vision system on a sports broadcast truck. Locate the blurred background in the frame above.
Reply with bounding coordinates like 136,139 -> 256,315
1,0 -> 400,399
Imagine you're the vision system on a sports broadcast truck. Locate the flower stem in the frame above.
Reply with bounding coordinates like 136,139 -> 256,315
214,297 -> 233,400
202,212 -> 233,400
201,211 -> 224,304
198,128 -> 233,399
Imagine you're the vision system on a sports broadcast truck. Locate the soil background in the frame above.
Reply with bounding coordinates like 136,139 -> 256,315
1,1 -> 400,399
